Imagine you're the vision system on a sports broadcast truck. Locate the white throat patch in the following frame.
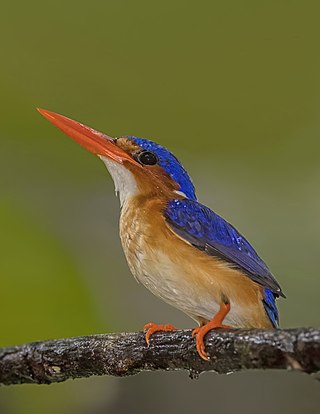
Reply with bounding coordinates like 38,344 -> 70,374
99,156 -> 138,207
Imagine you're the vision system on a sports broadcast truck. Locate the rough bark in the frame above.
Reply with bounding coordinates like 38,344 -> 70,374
0,328 -> 319,385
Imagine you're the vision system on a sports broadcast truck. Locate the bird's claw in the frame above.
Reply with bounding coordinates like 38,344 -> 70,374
192,323 -> 231,360
144,322 -> 177,345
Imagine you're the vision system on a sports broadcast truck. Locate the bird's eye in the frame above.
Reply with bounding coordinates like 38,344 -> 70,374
137,151 -> 158,166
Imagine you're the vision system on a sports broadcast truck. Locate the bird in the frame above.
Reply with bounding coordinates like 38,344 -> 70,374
37,108 -> 285,360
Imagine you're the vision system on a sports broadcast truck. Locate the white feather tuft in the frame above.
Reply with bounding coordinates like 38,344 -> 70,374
99,156 -> 138,207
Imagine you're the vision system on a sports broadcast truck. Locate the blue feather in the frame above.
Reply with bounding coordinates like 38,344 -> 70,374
129,137 -> 197,200
263,288 -> 279,327
165,199 -> 284,298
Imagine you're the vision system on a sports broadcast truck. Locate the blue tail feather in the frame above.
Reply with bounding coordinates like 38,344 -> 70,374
263,288 -> 279,327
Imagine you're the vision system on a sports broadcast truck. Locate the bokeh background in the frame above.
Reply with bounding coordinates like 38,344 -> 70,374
1,1 -> 320,413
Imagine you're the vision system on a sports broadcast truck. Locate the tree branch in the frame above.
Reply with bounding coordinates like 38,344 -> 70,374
0,328 -> 319,385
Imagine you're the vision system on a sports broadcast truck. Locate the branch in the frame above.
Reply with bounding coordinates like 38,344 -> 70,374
0,328 -> 319,385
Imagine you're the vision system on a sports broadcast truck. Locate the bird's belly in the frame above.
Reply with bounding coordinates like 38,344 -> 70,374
121,234 -> 249,325
125,244 -> 221,322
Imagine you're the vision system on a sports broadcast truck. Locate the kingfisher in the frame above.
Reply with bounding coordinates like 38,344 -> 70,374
37,108 -> 285,360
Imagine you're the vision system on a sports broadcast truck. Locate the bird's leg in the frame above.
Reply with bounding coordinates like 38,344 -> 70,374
192,302 -> 232,361
144,322 -> 177,345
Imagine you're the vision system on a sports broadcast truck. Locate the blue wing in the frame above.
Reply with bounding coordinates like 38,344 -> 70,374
165,199 -> 284,299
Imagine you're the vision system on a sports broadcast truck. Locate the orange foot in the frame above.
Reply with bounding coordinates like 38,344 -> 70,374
192,303 -> 232,361
144,322 -> 177,345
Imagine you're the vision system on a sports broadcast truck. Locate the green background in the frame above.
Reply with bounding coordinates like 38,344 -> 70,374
1,1 -> 319,413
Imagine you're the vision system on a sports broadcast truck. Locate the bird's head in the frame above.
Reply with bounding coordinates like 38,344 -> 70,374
38,109 -> 196,205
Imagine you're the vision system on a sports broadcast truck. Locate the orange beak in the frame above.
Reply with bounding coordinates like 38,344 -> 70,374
37,108 -> 140,166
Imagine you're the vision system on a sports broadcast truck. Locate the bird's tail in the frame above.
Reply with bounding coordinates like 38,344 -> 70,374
263,288 -> 279,327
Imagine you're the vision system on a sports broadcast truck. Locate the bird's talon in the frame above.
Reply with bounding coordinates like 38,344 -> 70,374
143,322 -> 177,345
143,322 -> 154,331
192,303 -> 232,360
192,327 -> 201,337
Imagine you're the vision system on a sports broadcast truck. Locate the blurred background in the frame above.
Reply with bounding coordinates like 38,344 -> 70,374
1,1 -> 319,413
